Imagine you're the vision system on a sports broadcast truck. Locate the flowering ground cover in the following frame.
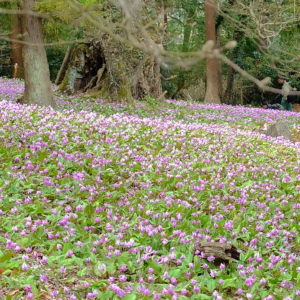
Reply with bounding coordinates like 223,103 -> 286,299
1,77 -> 300,299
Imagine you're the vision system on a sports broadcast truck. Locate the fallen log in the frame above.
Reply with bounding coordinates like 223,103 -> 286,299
193,242 -> 240,263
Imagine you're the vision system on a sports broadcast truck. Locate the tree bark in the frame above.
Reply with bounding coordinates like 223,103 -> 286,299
224,31 -> 241,103
177,20 -> 193,89
224,57 -> 235,103
59,38 -> 162,101
10,13 -> 24,79
204,0 -> 221,104
160,0 -> 169,96
55,46 -> 73,86
162,1 -> 168,51
59,2 -> 162,101
194,242 -> 240,263
20,0 -> 56,108
216,27 -> 223,96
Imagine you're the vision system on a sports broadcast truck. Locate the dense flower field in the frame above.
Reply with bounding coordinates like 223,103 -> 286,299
1,78 -> 300,299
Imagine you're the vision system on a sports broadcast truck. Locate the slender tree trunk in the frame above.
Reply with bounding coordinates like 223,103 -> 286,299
10,13 -> 24,79
162,1 -> 168,51
224,60 -> 235,103
177,21 -> 193,89
204,0 -> 221,104
161,0 -> 169,95
224,31 -> 241,103
20,0 -> 55,108
216,27 -> 223,96
55,46 -> 73,85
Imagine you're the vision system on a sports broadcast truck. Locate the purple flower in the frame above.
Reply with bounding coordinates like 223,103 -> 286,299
193,286 -> 200,294
171,277 -> 177,284
27,293 -> 34,299
210,270 -> 217,277
40,275 -> 48,283
22,263 -> 29,271
237,289 -> 243,295
191,279 -> 197,285
163,271 -> 169,279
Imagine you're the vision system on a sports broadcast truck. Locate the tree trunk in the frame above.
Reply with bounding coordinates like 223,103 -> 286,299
162,1 -> 168,51
10,13 -> 24,79
55,45 -> 73,86
20,0 -> 55,108
177,20 -> 193,89
204,0 -> 221,104
224,31 -> 241,104
224,57 -> 235,103
216,27 -> 223,96
161,0 -> 169,95
59,38 -> 162,101
59,2 -> 162,101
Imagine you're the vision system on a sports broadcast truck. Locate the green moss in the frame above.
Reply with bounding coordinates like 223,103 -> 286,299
118,87 -> 131,99
59,67 -> 70,91
86,84 -> 110,100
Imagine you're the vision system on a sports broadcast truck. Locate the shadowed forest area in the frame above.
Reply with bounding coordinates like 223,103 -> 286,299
0,0 -> 300,106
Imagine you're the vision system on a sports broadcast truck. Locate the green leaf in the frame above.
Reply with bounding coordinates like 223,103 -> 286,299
169,269 -> 181,278
77,267 -> 87,276
199,294 -> 211,300
148,260 -> 161,274
123,294 -> 136,300
63,242 -> 72,254
0,252 -> 12,263
244,247 -> 253,261
206,279 -> 216,292
10,184 -> 18,193
222,277 -> 237,288
106,262 -> 115,274
19,238 -> 29,248
84,204 -> 94,217
194,254 -> 200,266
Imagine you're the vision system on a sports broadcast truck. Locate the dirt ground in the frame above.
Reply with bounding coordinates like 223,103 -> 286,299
292,104 -> 300,112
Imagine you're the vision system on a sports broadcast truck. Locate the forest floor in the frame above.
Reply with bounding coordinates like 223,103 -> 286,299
0,77 -> 300,299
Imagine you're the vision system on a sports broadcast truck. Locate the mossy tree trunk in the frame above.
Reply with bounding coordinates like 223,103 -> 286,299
20,0 -> 55,108
59,36 -> 162,101
55,45 -> 73,86
59,1 -> 162,101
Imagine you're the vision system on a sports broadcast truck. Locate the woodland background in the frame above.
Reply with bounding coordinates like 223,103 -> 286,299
0,0 -> 300,106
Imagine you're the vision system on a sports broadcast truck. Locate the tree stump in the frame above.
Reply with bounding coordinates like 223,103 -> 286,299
58,1 -> 163,101
254,122 -> 293,141
193,242 -> 240,263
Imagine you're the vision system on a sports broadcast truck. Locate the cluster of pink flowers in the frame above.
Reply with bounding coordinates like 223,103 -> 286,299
0,78 -> 299,299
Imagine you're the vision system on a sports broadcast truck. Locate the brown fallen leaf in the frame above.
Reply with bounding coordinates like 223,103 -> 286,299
7,289 -> 19,296
0,268 -> 5,274
40,293 -> 55,299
